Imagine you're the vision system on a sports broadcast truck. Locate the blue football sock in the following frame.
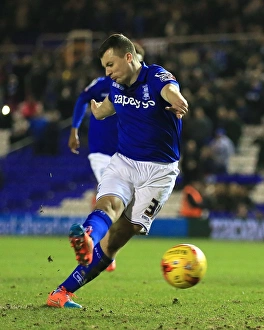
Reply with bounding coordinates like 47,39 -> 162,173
82,209 -> 112,245
59,243 -> 113,293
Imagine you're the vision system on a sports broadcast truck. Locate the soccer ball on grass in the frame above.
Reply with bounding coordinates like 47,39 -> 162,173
161,243 -> 207,289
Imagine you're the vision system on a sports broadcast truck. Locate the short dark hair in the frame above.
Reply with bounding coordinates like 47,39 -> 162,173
98,34 -> 136,59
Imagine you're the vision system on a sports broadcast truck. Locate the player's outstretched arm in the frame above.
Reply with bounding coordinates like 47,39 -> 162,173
68,127 -> 80,154
90,96 -> 116,120
161,84 -> 189,119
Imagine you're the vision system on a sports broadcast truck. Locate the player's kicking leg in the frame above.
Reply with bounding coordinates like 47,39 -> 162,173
69,224 -> 94,266
69,222 -> 116,271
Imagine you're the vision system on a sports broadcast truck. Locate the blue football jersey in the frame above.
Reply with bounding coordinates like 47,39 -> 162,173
72,76 -> 118,156
108,63 -> 182,162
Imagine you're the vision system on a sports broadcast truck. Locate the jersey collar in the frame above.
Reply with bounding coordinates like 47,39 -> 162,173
136,62 -> 148,83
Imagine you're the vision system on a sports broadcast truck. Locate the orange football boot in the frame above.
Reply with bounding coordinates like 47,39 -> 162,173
69,224 -> 94,266
47,286 -> 82,308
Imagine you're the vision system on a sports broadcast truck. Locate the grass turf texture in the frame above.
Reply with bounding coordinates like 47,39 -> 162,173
0,236 -> 264,330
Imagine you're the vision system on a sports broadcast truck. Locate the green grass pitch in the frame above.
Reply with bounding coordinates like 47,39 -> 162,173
0,236 -> 264,329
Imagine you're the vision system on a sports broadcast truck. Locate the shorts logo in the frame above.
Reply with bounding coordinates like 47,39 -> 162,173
155,72 -> 176,82
141,214 -> 151,223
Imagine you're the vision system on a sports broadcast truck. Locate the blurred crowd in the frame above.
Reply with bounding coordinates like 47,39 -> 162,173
0,0 -> 264,217
179,178 -> 263,220
0,0 -> 263,42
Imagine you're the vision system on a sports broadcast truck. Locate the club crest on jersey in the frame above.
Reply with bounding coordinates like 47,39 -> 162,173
155,72 -> 176,82
142,84 -> 150,101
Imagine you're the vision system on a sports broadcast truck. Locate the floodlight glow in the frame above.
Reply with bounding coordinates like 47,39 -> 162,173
2,105 -> 10,116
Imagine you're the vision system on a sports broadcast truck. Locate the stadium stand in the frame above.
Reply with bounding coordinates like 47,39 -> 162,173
0,126 -> 96,214
0,123 -> 263,218
0,0 -> 264,219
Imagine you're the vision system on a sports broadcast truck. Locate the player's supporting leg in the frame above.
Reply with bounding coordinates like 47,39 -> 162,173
47,286 -> 82,308
47,241 -> 113,308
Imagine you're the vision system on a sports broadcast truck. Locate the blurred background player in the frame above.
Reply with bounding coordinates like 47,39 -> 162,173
68,42 -> 145,272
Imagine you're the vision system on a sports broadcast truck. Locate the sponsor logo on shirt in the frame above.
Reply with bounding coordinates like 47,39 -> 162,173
155,72 -> 176,82
114,95 -> 155,108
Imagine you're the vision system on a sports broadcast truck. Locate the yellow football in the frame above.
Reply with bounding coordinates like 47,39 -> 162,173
161,243 -> 207,289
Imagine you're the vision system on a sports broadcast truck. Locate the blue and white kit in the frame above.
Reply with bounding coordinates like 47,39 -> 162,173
97,63 -> 182,233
